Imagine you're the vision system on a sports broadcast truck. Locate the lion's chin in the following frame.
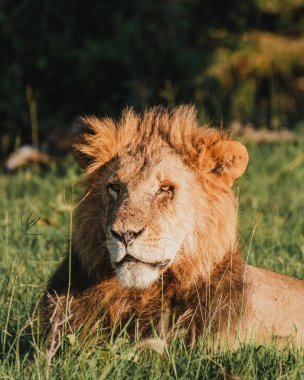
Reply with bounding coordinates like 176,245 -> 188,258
115,262 -> 159,289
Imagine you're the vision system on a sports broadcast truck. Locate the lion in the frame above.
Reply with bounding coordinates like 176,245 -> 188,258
44,105 -> 304,347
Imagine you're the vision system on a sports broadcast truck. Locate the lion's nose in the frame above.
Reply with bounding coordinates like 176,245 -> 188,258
111,227 -> 145,247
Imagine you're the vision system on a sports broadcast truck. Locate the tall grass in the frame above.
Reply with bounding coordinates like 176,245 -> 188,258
0,139 -> 304,379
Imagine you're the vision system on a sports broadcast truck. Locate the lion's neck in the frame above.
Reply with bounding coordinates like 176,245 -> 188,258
164,248 -> 246,341
168,246 -> 245,298
96,247 -> 246,338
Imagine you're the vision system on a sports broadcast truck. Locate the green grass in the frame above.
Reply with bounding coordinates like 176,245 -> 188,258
1,140 -> 304,379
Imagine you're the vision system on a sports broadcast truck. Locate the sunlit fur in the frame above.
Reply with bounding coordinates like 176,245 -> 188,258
72,106 -> 248,287
45,106 -> 250,342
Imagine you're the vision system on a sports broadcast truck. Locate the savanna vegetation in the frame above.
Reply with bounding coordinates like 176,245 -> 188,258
0,138 -> 304,379
1,0 -> 304,378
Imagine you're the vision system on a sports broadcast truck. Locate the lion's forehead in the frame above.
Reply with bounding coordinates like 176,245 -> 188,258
112,150 -> 190,188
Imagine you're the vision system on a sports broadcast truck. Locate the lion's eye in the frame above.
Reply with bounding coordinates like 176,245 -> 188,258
158,185 -> 174,196
107,183 -> 120,199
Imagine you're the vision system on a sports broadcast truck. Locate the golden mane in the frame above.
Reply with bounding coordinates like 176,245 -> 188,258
73,106 -> 248,182
45,105 -> 251,344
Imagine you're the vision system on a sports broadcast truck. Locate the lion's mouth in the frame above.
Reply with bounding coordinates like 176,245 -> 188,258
115,254 -> 170,269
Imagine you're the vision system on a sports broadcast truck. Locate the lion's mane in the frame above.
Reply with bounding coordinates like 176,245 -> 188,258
45,106 -> 249,341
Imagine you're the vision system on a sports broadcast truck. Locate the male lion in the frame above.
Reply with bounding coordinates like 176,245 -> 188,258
45,106 -> 304,346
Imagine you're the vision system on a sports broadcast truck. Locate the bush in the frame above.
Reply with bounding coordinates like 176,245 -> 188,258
1,0 -> 304,157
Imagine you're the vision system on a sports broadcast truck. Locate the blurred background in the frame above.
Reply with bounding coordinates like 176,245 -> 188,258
1,0 -> 304,163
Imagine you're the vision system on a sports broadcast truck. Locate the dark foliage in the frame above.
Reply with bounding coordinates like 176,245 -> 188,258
1,0 -> 304,157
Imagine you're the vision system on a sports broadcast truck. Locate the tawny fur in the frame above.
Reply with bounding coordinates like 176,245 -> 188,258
44,106 -> 304,346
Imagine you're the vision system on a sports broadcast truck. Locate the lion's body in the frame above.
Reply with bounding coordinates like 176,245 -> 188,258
244,266 -> 304,345
44,106 -> 304,346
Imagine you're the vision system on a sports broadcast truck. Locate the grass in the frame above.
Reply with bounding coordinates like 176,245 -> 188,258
0,139 -> 304,379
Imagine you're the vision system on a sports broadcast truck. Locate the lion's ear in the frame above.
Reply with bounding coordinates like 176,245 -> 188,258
73,116 -> 117,170
205,138 -> 249,186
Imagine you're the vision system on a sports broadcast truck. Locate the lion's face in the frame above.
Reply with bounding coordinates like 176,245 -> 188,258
73,106 -> 249,289
101,149 -> 199,288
